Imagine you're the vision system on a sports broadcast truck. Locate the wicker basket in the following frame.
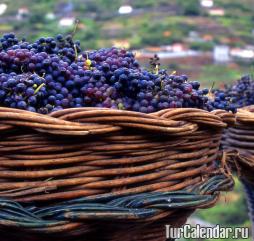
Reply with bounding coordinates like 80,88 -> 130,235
222,106 -> 254,240
0,107 -> 234,241
242,180 -> 254,237
223,106 -> 254,183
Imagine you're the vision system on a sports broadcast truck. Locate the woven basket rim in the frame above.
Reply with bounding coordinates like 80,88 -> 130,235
0,107 -> 234,137
234,105 -> 254,123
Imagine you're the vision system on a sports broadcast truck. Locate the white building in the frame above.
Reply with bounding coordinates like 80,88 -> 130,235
213,45 -> 230,63
187,31 -> 204,42
59,17 -> 75,27
118,5 -> 133,14
230,48 -> 254,59
16,7 -> 29,20
208,8 -> 225,16
45,12 -> 56,20
0,3 -> 7,15
200,0 -> 214,8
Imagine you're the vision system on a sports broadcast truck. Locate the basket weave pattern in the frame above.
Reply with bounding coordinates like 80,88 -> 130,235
223,106 -> 254,183
0,107 -> 234,240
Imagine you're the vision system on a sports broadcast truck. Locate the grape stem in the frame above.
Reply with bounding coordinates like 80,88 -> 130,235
71,19 -> 80,37
209,82 -> 215,93
34,83 -> 45,95
74,44 -> 78,62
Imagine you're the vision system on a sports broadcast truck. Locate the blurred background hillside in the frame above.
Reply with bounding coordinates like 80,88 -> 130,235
0,0 -> 254,87
0,0 -> 252,240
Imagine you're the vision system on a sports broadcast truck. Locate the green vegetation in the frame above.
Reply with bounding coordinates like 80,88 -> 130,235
178,0 -> 201,16
187,178 -> 251,241
0,0 -> 253,49
190,42 -> 214,51
198,65 -> 247,87
198,179 -> 248,225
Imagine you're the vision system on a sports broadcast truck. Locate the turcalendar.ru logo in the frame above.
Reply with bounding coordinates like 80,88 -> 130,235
165,224 -> 249,239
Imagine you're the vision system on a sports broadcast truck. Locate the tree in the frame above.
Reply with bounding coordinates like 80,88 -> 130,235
179,0 -> 201,16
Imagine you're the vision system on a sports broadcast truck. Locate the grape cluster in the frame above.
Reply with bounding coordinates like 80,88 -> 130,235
0,33 -> 19,50
0,32 -> 224,114
0,73 -> 47,113
84,47 -> 140,70
1,33 -> 81,64
211,75 -> 254,113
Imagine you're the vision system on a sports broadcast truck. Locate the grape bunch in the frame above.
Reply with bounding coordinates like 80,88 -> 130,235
0,72 -> 47,112
0,32 -> 229,114
83,47 -> 140,70
211,75 -> 254,113
0,33 -> 19,50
